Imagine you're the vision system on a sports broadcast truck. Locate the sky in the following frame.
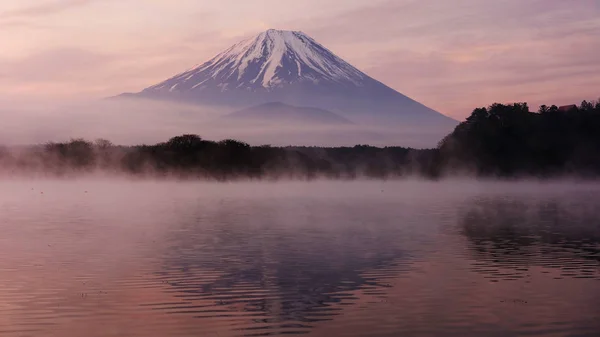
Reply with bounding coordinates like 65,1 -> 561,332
0,0 -> 599,119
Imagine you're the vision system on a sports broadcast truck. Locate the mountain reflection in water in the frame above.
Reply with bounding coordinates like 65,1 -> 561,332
0,180 -> 598,337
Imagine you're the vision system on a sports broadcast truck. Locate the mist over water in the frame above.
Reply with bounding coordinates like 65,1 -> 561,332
3,1 -> 599,336
1,180 -> 599,337
0,98 -> 448,148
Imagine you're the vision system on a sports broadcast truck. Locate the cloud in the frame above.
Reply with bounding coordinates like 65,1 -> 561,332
304,0 -> 600,46
290,0 -> 600,118
0,20 -> 45,29
0,48 -> 113,81
0,48 -> 119,99
2,0 -> 600,120
0,0 -> 100,19
361,26 -> 600,118
0,44 -> 222,99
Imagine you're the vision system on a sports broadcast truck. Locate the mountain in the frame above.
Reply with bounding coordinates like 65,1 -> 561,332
145,29 -> 367,94
222,102 -> 353,125
128,30 -> 455,126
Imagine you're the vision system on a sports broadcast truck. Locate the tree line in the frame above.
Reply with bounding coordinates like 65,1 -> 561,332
0,135 -> 438,179
438,99 -> 600,177
1,98 -> 599,179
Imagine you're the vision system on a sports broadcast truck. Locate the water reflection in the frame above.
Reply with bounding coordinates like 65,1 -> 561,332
1,181 -> 600,337
460,195 -> 600,281
152,199 -> 416,335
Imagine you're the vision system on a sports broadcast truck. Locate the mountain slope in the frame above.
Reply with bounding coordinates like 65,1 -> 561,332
222,102 -> 353,125
126,29 -> 457,140
147,30 -> 366,92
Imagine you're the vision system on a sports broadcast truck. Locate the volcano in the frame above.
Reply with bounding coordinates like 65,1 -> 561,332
222,102 -> 353,125
122,29 -> 456,146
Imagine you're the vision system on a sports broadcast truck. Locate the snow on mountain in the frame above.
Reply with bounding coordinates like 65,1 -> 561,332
146,29 -> 367,92
126,29 -> 457,146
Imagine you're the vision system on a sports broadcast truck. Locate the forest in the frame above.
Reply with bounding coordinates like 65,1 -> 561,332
0,99 -> 599,179
438,99 -> 600,177
0,136 -> 438,179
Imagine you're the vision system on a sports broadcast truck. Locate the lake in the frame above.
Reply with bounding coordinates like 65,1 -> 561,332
0,180 -> 599,337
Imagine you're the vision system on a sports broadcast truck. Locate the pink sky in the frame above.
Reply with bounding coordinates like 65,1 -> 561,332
0,0 -> 599,119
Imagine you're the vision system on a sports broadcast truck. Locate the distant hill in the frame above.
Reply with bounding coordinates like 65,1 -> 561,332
123,29 -> 456,127
222,102 -> 353,125
117,29 -> 458,147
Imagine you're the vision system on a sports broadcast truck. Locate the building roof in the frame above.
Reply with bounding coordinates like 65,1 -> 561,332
558,104 -> 577,112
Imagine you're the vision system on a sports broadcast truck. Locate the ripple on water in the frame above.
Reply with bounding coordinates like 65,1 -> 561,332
0,180 -> 599,336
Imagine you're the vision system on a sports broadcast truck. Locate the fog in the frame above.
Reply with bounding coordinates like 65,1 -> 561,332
2,178 -> 599,336
3,178 -> 599,203
0,99 -> 221,146
0,98 -> 595,181
0,98 -> 449,148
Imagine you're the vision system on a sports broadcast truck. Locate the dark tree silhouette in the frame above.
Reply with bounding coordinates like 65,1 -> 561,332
2,98 -> 599,179
439,99 -> 600,177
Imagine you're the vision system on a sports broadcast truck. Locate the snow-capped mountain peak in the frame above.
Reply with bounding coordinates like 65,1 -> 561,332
145,29 -> 367,93
130,28 -> 458,141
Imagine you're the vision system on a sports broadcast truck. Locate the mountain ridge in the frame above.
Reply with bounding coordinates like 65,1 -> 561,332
222,102 -> 354,125
122,29 -> 457,147
145,29 -> 369,93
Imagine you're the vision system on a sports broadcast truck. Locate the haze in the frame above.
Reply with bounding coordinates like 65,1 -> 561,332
2,179 -> 600,336
1,0 -> 599,120
0,99 -> 445,147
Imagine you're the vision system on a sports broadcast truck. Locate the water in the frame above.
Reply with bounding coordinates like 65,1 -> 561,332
0,180 -> 599,337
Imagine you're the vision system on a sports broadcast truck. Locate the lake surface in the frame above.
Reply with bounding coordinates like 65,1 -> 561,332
0,180 -> 599,337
